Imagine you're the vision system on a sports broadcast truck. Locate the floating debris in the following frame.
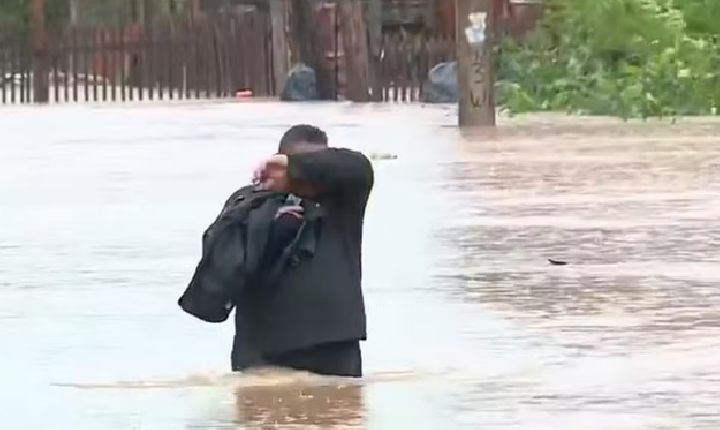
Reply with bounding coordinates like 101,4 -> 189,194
368,153 -> 398,161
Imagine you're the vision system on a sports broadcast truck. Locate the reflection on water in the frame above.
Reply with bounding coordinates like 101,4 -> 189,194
50,369 -> 434,429
3,104 -> 720,429
52,370 -> 367,429
234,383 -> 363,429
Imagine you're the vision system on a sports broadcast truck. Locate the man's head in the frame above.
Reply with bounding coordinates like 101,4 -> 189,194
278,124 -> 328,155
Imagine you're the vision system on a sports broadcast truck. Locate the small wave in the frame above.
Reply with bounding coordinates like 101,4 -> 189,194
49,368 -> 424,390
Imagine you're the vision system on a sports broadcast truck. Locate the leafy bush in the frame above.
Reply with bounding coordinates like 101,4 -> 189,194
498,0 -> 720,118
0,0 -> 29,33
0,0 -> 71,35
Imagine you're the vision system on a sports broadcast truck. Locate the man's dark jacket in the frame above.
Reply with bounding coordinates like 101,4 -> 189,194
231,148 -> 374,370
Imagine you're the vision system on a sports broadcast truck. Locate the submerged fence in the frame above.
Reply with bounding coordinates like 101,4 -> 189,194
0,11 -> 459,105
0,0 -> 546,106
373,33 -> 455,102
0,10 -> 273,104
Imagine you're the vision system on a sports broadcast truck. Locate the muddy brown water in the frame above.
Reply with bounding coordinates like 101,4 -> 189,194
2,103 -> 720,429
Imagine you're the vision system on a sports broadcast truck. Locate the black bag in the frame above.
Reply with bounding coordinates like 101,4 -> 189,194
178,187 -> 271,323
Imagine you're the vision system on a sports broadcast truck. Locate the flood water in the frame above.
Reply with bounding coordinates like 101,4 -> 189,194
2,103 -> 720,429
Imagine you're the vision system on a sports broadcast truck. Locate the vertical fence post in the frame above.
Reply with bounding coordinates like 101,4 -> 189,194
337,0 -> 370,102
1,38 -> 6,104
367,0 -> 382,101
269,0 -> 289,96
456,0 -> 496,127
289,0 -> 333,100
31,0 -> 50,103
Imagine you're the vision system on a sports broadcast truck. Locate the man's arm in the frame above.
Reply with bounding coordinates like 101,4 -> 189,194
285,148 -> 374,200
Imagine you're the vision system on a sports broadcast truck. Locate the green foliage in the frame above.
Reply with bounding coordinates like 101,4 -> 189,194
0,0 -> 71,34
675,0 -> 720,37
0,1 -> 191,33
497,0 -> 720,118
0,0 -> 30,32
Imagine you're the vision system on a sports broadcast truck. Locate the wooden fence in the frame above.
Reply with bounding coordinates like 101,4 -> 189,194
0,10 -> 273,104
0,2 -> 542,106
1,14 -> 457,105
372,33 -> 455,102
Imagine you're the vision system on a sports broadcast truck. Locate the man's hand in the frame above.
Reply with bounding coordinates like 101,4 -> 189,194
253,154 -> 289,192
275,205 -> 304,220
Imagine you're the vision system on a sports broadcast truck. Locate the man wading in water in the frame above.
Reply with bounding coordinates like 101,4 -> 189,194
232,125 -> 374,377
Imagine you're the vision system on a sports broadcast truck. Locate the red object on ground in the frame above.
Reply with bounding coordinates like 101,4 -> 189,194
235,90 -> 253,98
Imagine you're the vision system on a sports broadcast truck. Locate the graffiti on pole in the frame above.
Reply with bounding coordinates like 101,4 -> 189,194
464,11 -> 489,110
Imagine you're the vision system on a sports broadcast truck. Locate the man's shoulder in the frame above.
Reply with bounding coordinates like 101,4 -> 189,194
225,184 -> 256,202
219,185 -> 272,215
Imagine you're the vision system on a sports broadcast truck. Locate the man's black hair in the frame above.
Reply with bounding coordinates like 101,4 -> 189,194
278,124 -> 328,154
